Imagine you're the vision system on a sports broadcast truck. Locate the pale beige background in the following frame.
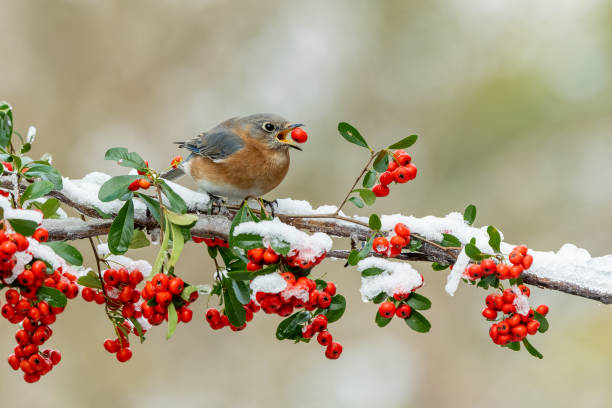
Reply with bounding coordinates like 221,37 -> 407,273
1,1 -> 612,407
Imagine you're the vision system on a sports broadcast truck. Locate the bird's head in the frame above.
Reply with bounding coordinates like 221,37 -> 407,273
239,113 -> 304,151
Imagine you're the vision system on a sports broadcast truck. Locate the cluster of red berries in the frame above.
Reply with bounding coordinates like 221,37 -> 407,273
378,293 -> 413,321
372,149 -> 417,197
82,268 -> 144,319
465,245 -> 533,281
483,287 -> 549,345
205,300 -> 257,331
140,273 -> 197,326
290,128 -> 308,143
372,223 -> 411,258
0,230 -> 35,281
192,236 -> 229,248
304,314 -> 343,359
128,178 -> 151,192
258,273 -> 336,316
102,320 -> 135,363
246,246 -> 326,271
171,156 -> 183,168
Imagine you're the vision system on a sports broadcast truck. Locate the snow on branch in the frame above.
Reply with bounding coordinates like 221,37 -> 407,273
3,174 -> 612,304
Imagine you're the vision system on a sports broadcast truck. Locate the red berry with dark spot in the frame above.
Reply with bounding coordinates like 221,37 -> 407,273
482,308 -> 497,320
536,304 -> 549,316
318,293 -> 332,309
392,167 -> 411,184
378,301 -> 396,319
379,171 -> 394,186
372,184 -> 390,197
325,342 -> 343,360
396,304 -> 412,318
324,282 -> 336,296
317,331 -> 333,346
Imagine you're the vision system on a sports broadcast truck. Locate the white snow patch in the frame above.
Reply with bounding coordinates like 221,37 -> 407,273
234,219 -> 332,262
281,285 -> 310,303
511,285 -> 531,315
26,126 -> 36,143
358,257 -> 423,302
275,198 -> 338,216
0,196 -> 43,225
250,273 -> 287,296
445,248 -> 469,296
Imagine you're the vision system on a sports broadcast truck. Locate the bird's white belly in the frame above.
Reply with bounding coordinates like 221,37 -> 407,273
195,178 -> 264,202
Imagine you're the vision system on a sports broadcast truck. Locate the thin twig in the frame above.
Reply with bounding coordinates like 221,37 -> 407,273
335,151 -> 378,214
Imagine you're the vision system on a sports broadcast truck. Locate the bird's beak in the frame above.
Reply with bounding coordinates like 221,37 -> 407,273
276,123 -> 304,151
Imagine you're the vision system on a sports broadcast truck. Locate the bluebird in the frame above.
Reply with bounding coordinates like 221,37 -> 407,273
163,114 -> 303,204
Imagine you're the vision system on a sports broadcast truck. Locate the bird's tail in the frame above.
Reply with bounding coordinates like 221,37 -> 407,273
160,167 -> 185,181
160,153 -> 193,181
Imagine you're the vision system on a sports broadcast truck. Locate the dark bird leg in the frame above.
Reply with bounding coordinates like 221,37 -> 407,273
207,193 -> 228,215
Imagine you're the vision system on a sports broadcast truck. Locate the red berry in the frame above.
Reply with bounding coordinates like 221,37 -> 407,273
396,304 -> 412,319
246,262 -> 262,271
247,248 -> 264,264
116,348 -> 132,363
33,228 -> 49,243
509,265 -> 524,279
497,321 -> 510,335
515,245 -> 528,256
151,273 -> 169,292
5,289 -> 19,305
0,240 -> 17,256
507,314 -> 521,327
372,184 -> 390,197
262,248 -> 279,264
511,324 -> 527,340
482,308 -> 497,320
535,304 -> 549,316
387,161 -> 399,172
527,320 -> 540,335
138,179 -> 150,190
325,342 -> 343,360
323,282 -> 336,296
290,128 -> 308,143
205,309 -> 221,326
392,167 -> 411,184
522,254 -> 533,269
502,303 -> 516,314
312,315 -> 328,332
317,331 -> 333,346
489,324 -> 499,340
518,284 -> 530,297
394,223 -> 410,238
372,237 -> 389,254
403,164 -> 417,180
396,153 -> 412,166
502,289 -> 516,304
104,339 -> 119,354
508,250 -> 523,265
480,259 -> 496,276
317,293 -> 332,309
467,264 -> 483,280
155,291 -> 172,307
49,350 -> 61,365
379,171 -> 394,186
128,180 -> 140,191
378,301 -> 396,319
168,277 -> 184,295
390,235 -> 407,249
17,270 -> 34,287
129,270 -> 143,286
281,272 -> 296,285
180,308 -> 193,323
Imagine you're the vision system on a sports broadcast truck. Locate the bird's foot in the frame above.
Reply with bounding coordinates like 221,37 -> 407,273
261,198 -> 278,218
207,193 -> 229,216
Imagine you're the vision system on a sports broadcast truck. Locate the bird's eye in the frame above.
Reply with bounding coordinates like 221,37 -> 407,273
262,122 -> 275,132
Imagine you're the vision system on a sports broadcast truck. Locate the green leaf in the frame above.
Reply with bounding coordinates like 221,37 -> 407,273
270,239 -> 291,256
42,242 -> 83,266
325,295 -> 346,323
229,204 -> 249,247
409,239 -> 422,252
348,197 -> 364,208
463,204 -> 477,225
93,206 -> 113,219
223,282 -> 246,327
98,175 -> 140,202
337,122 -> 369,149
358,235 -> 375,261
129,229 -> 151,249
431,262 -> 449,271
465,243 -> 484,261
166,302 -> 178,340
129,317 -> 146,343
363,170 -> 377,188
315,279 -> 327,291
369,214 -> 382,231
347,249 -> 361,266
77,274 -> 102,289
24,163 -> 63,190
371,292 -> 387,304
166,210 -> 197,227
406,293 -> 431,310
375,311 -> 392,327
534,311 -> 549,333
233,233 -> 264,250
404,310 -> 431,333
522,338 -> 543,359
505,341 -> 521,351
361,267 -> 384,277
104,147 -> 146,171
0,103 -> 13,148
440,233 -> 461,247
159,180 -> 187,214
388,134 -> 418,149
373,151 -> 390,173
231,279 -> 251,305
135,193 -> 161,224
180,284 -> 211,302
227,270 -> 252,281
8,219 -> 38,236
168,222 -> 185,268
36,286 -> 67,308
108,199 -> 134,255
276,310 -> 310,340
487,226 -> 501,253
32,198 -> 61,219
20,180 -> 54,205
354,188 -> 376,206
248,263 -> 279,280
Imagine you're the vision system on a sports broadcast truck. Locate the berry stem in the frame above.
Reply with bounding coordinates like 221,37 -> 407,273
335,150 -> 378,215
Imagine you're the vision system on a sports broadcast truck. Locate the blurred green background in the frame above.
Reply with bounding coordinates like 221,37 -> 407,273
1,0 -> 612,406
